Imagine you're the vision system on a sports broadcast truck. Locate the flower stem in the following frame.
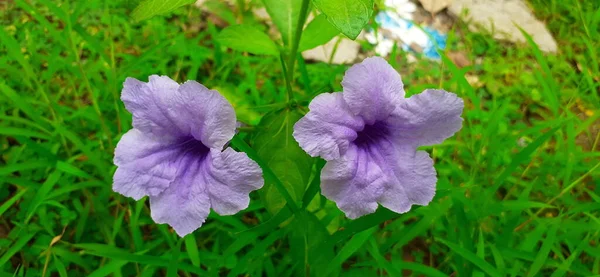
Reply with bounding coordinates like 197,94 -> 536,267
280,53 -> 293,102
284,0 -> 311,102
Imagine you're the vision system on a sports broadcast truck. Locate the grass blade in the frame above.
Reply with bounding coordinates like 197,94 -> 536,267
438,238 -> 502,277
527,223 -> 558,276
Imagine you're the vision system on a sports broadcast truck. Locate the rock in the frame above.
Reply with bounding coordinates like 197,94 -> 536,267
302,38 -> 361,64
447,51 -> 471,68
385,0 -> 418,20
448,0 -> 557,52
419,0 -> 453,14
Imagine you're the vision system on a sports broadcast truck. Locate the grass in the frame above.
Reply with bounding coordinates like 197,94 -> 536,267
1,0 -> 599,276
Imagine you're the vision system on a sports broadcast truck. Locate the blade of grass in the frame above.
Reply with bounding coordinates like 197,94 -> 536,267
489,126 -> 561,196
437,238 -> 502,277
527,223 -> 558,276
87,260 -> 128,277
71,243 -> 206,275
0,230 -> 38,267
394,261 -> 447,277
25,170 -> 62,223
52,254 -> 68,277
184,235 -> 200,267
324,227 -> 377,276
0,188 -> 28,217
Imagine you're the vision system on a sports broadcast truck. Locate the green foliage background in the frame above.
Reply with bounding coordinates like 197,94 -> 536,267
1,0 -> 599,276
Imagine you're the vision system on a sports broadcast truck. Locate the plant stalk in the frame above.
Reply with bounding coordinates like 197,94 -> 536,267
284,0 -> 311,101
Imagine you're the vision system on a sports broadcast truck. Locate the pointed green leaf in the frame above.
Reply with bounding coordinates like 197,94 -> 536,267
131,0 -> 195,21
527,224 -> 559,277
289,211 -> 333,276
312,0 -> 374,39
324,227 -> 377,276
299,14 -> 340,51
438,238 -> 503,277
252,109 -> 313,214
262,0 -> 303,47
489,126 -> 561,195
217,24 -> 280,56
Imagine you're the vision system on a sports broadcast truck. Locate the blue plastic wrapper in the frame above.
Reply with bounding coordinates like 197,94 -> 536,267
369,11 -> 447,60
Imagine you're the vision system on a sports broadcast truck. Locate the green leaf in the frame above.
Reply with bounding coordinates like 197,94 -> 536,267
0,188 -> 28,218
489,126 -> 561,195
203,0 -> 236,25
394,262 -> 447,277
0,230 -> 38,267
131,0 -> 195,22
25,170 -> 62,223
299,14 -> 340,51
438,238 -> 503,277
252,109 -> 313,214
228,229 -> 287,277
262,0 -> 302,47
184,235 -> 200,267
52,255 -> 68,277
72,244 -> 206,275
527,224 -> 558,277
489,244 -> 506,273
87,260 -> 128,277
381,199 -> 452,252
324,227 -> 377,276
216,24 -> 280,56
222,206 -> 293,257
0,127 -> 51,140
229,136 -> 299,212
289,211 -> 333,276
312,0 -> 373,39
367,238 -> 400,276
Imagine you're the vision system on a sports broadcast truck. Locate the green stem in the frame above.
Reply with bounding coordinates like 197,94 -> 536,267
280,53 -> 293,102
284,0 -> 311,101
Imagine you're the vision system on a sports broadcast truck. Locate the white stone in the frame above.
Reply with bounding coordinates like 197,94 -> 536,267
419,0 -> 453,14
448,0 -> 558,52
302,38 -> 361,64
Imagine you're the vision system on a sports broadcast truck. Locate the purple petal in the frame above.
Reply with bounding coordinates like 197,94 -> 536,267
149,161 -> 211,237
166,81 -> 237,149
341,57 -> 404,124
206,148 -> 264,215
388,89 -> 464,148
320,144 -> 393,219
146,146 -> 262,236
121,76 -> 236,148
293,93 -> 364,160
113,129 -> 181,200
379,150 -> 437,213
121,76 -> 181,137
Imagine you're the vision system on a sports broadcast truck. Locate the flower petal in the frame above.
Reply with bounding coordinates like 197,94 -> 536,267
205,148 -> 264,215
389,89 -> 464,147
320,144 -> 393,219
121,76 -> 181,137
149,161 -> 211,237
167,81 -> 237,149
113,129 -> 181,200
121,76 -> 237,148
341,57 -> 404,124
293,92 -> 364,160
378,150 -> 437,213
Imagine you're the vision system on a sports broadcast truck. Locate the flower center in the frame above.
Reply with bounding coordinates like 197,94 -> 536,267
180,137 -> 210,158
354,121 -> 390,147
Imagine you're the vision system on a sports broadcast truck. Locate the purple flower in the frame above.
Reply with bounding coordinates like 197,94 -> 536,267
113,75 -> 263,236
293,57 -> 463,219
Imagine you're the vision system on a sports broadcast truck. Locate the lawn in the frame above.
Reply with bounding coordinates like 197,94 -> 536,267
1,0 -> 599,276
